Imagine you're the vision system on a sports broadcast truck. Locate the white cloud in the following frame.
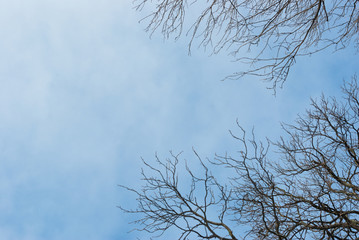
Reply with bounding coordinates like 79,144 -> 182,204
0,1 -> 356,239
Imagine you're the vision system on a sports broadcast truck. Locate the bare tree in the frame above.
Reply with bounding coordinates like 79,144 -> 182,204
121,76 -> 359,239
134,0 -> 358,89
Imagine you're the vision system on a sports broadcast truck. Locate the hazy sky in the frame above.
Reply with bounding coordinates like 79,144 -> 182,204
0,1 -> 357,239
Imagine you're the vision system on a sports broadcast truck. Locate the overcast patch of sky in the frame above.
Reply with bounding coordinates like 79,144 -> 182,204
0,0 -> 357,239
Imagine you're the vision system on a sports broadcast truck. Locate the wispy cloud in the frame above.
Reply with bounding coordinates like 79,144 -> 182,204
0,1 -> 356,239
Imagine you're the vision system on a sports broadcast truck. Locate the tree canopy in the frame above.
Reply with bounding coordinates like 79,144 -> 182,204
135,0 -> 358,89
122,77 -> 359,239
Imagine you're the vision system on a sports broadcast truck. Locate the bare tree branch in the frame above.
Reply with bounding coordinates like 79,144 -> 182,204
121,76 -> 359,239
134,0 -> 358,90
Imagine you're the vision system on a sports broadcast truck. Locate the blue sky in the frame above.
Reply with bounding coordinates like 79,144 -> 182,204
0,1 -> 357,239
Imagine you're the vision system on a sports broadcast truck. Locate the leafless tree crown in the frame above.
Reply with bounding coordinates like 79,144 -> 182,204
121,76 -> 359,239
134,0 -> 358,89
